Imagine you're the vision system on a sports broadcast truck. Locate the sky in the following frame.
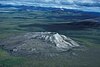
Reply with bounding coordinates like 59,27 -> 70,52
0,0 -> 100,12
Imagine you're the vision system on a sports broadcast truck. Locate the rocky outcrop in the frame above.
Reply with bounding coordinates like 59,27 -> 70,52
0,32 -> 79,55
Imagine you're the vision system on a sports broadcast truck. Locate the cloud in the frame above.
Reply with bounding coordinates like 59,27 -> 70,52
0,0 -> 100,12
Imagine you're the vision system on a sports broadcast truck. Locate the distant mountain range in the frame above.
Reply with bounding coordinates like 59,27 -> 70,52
0,3 -> 100,17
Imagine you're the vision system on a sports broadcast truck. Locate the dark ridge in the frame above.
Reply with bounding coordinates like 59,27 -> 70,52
0,4 -> 100,16
19,19 -> 100,32
13,17 -> 31,19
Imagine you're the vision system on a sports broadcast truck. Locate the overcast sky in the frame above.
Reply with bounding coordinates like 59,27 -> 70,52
0,0 -> 100,12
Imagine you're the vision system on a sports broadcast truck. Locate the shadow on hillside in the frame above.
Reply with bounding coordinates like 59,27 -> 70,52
19,20 -> 100,32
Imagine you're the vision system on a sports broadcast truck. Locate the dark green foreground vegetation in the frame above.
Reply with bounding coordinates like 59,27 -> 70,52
0,11 -> 100,67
